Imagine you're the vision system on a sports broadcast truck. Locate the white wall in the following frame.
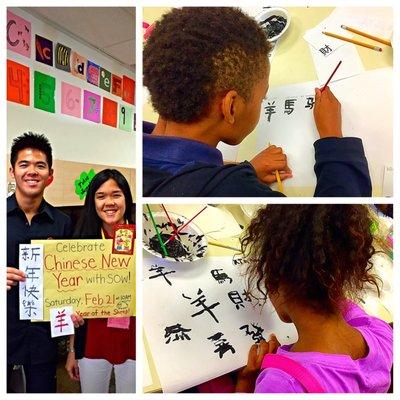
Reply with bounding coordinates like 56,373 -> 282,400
7,7 -> 136,168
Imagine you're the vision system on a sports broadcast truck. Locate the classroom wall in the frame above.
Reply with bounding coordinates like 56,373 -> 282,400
7,7 -> 136,206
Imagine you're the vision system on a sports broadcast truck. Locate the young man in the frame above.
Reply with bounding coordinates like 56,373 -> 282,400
7,133 -> 72,392
143,7 -> 371,197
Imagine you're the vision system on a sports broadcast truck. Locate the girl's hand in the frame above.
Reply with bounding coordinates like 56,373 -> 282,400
235,334 -> 281,392
71,313 -> 84,328
65,352 -> 80,381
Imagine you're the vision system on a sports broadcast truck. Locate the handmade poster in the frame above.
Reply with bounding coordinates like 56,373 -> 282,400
34,71 -> 56,113
61,82 -> 81,118
118,105 -> 133,132
71,51 -> 87,80
87,60 -> 100,86
35,34 -> 53,66
50,306 -> 74,338
74,168 -> 96,200
112,74 -> 122,97
55,43 -> 71,72
19,244 -> 44,320
7,59 -> 30,106
254,67 -> 392,194
83,90 -> 101,123
102,97 -> 118,128
99,67 -> 111,92
7,11 -> 31,58
122,75 -> 135,105
143,255 -> 297,392
32,239 -> 136,321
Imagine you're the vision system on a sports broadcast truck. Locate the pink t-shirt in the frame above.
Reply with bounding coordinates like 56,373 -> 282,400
255,302 -> 392,393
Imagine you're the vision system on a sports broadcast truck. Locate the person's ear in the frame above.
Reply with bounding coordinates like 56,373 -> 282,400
9,166 -> 15,179
221,90 -> 238,124
45,168 -> 54,187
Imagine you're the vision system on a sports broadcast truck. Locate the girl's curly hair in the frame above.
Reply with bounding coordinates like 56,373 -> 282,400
240,205 -> 379,313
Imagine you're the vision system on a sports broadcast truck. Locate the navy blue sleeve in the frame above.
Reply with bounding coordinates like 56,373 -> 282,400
143,121 -> 156,134
313,137 -> 372,197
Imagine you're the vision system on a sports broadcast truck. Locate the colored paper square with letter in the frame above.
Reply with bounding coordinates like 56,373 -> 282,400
7,59 -> 30,106
122,75 -> 135,105
34,71 -> 55,113
118,105 -> 133,132
55,43 -> 71,72
112,74 -> 122,97
71,51 -> 87,80
61,82 -> 81,118
35,34 -> 53,66
87,60 -> 100,86
102,97 -> 118,127
7,11 -> 31,58
83,90 -> 101,123
100,67 -> 111,92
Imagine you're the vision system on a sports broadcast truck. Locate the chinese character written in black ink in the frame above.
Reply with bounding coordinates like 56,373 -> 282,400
284,99 -> 297,115
25,266 -> 40,282
182,288 -> 220,323
319,44 -> 332,56
232,255 -> 245,266
228,290 -> 245,310
22,299 -> 37,318
264,101 -> 276,122
164,323 -> 192,344
24,285 -> 39,300
20,246 -> 41,262
305,96 -> 315,110
240,323 -> 265,343
210,269 -> 233,284
148,264 -> 176,286
207,332 -> 236,359
241,289 -> 253,302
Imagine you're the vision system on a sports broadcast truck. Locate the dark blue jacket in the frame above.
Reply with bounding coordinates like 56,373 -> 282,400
143,124 -> 371,197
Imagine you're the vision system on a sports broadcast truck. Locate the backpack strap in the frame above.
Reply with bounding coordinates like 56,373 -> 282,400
261,354 -> 325,393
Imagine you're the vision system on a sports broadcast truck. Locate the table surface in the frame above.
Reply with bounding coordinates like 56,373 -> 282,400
143,7 -> 393,196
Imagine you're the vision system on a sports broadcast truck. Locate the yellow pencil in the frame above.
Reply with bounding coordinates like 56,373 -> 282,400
341,24 -> 392,47
323,31 -> 382,52
275,170 -> 283,193
268,142 -> 284,193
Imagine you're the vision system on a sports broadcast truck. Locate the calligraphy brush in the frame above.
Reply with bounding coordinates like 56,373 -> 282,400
161,204 -> 180,237
146,204 -> 169,257
208,240 -> 242,252
269,142 -> 284,193
321,60 -> 342,92
164,205 -> 208,245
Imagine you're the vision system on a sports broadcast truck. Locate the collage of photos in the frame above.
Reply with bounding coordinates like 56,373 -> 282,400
5,3 -> 394,397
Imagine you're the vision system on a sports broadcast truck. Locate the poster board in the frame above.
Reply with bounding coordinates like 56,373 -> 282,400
30,239 -> 135,321
143,254 -> 297,392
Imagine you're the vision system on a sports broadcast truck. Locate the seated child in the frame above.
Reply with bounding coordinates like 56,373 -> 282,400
143,7 -> 371,197
236,205 -> 392,393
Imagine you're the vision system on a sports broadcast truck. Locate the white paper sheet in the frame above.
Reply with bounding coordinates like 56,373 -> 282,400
19,244 -> 44,320
143,255 -> 297,393
256,67 -> 392,193
50,306 -> 74,338
309,43 -> 365,86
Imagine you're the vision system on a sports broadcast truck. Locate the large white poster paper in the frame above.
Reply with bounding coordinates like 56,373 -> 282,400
143,255 -> 297,392
257,67 -> 392,195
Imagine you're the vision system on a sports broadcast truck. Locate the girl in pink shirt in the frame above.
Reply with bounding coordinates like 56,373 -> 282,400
236,205 -> 392,393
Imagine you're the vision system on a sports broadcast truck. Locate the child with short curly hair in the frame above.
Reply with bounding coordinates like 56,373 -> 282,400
143,7 -> 371,197
236,205 -> 392,393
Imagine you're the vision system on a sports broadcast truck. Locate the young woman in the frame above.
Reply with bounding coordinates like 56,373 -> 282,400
236,205 -> 392,393
65,169 -> 135,393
